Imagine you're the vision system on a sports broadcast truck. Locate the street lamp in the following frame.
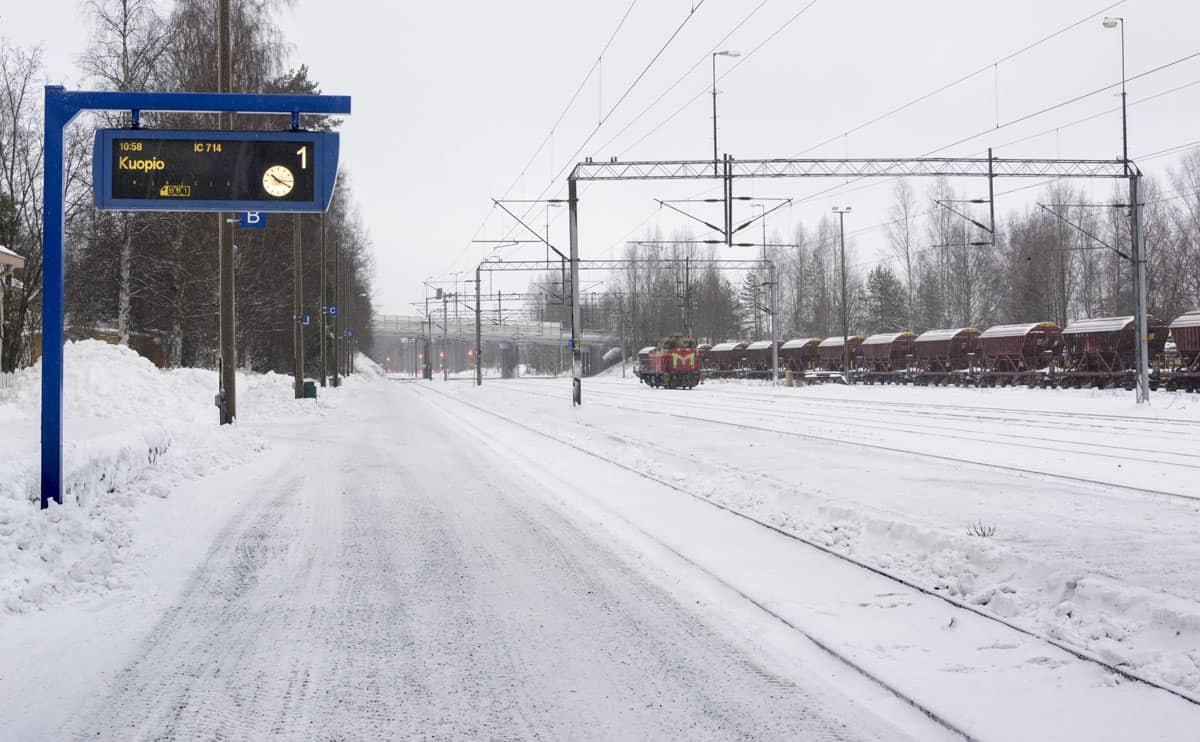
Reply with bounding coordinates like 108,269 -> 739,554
1102,17 -> 1128,174
832,206 -> 852,379
712,50 -> 741,176
1104,15 -> 1150,403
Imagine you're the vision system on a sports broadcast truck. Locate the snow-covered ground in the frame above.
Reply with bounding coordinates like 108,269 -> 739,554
460,376 -> 1200,698
0,341 -> 364,615
4,350 -> 1200,739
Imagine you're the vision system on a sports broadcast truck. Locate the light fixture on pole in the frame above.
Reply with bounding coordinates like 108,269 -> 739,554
712,50 -> 741,177
832,206 -> 852,380
1102,17 -> 1128,174
1104,15 -> 1149,403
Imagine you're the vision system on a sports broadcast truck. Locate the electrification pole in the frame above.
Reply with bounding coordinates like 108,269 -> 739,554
475,266 -> 483,386
833,206 -> 852,379
332,235 -> 340,387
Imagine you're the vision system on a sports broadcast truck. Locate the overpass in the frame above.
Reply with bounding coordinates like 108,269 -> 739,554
371,314 -> 618,378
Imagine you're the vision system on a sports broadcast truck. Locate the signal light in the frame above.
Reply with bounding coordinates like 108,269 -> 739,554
418,353 -> 423,359
467,349 -> 474,357
385,356 -> 391,363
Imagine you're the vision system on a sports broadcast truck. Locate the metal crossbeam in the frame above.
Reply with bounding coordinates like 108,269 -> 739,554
479,258 -> 768,272
571,157 -> 1136,181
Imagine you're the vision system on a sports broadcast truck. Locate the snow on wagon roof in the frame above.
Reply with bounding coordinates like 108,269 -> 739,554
1062,316 -> 1134,334
979,322 -> 1057,339
916,327 -> 978,343
862,332 -> 916,345
1170,310 -> 1200,329
818,336 -> 860,347
745,340 -> 775,350
709,341 -> 745,352
781,337 -> 821,349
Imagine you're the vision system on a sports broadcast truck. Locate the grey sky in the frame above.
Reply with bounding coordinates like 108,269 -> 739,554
6,0 -> 1200,316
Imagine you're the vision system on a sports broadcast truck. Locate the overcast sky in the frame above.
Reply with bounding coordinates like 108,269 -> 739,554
5,0 -> 1200,316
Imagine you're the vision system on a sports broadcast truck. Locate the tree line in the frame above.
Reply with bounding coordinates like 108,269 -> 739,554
0,0 -> 373,375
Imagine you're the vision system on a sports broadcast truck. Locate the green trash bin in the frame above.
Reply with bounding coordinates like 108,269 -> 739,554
302,380 -> 318,399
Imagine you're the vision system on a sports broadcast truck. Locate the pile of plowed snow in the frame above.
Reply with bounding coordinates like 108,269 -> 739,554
0,341 -> 373,615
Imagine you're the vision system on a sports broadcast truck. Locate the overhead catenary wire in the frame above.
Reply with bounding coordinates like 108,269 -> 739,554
456,0 -> 710,282
790,0 -> 1130,158
591,0 -> 775,157
616,0 -> 821,158
591,0 -> 1149,261
447,1 -> 643,277
758,81 -> 1200,242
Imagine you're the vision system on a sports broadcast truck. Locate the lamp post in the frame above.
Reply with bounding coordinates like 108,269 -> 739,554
1103,17 -> 1128,175
754,204 -> 779,387
832,206 -> 852,380
1104,16 -> 1150,403
712,50 -> 740,176
545,202 -> 563,264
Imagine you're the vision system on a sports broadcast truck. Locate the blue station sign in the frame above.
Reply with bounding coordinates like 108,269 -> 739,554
92,129 -> 340,213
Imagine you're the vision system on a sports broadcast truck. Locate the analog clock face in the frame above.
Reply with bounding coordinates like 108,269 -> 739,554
262,165 -> 295,197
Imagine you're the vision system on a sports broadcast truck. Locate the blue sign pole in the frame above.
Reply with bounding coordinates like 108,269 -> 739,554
40,86 -> 351,509
41,88 -> 69,509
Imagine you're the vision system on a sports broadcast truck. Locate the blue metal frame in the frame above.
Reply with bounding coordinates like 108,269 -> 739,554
93,129 -> 341,212
41,86 -> 351,509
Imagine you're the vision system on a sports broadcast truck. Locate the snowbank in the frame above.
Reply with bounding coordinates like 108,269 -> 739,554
0,341 -> 376,617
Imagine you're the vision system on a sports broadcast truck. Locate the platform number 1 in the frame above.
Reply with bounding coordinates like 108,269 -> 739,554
297,146 -> 307,169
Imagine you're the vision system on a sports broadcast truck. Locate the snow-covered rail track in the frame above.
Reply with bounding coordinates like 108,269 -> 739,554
500,382 -> 1197,503
695,383 -> 1200,434
413,383 -> 1200,714
573,384 -> 1200,469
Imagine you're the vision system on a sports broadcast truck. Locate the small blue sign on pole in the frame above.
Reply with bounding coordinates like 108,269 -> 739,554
240,211 -> 265,229
327,305 -> 337,316
299,313 -> 310,326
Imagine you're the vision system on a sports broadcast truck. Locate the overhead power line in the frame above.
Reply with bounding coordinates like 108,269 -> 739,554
617,0 -> 821,158
594,0 -> 1139,257
452,1 -> 642,276
791,0 -> 1129,157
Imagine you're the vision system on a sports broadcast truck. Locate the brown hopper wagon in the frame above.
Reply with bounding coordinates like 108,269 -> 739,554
861,332 -> 918,383
912,327 -> 981,386
1059,315 -> 1168,389
1166,310 -> 1200,391
816,335 -> 864,373
779,338 -> 822,373
705,341 -> 749,378
977,322 -> 1062,386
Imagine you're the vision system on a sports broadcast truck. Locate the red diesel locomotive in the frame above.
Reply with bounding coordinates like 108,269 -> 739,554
637,335 -> 701,389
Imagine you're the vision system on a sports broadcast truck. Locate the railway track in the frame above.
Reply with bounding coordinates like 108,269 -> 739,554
411,382 -> 1200,718
499,381 -> 1198,504
693,382 -> 1200,434
580,384 -> 1200,468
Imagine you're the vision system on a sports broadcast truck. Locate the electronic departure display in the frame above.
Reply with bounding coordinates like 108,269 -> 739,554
93,129 -> 340,212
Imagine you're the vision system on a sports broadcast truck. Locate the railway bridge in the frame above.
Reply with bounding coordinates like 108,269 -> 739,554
371,314 -> 618,378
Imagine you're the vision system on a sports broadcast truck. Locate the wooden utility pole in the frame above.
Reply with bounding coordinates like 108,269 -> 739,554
216,0 -> 236,422
292,214 -> 304,397
319,214 -> 327,386
332,236 -> 340,386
